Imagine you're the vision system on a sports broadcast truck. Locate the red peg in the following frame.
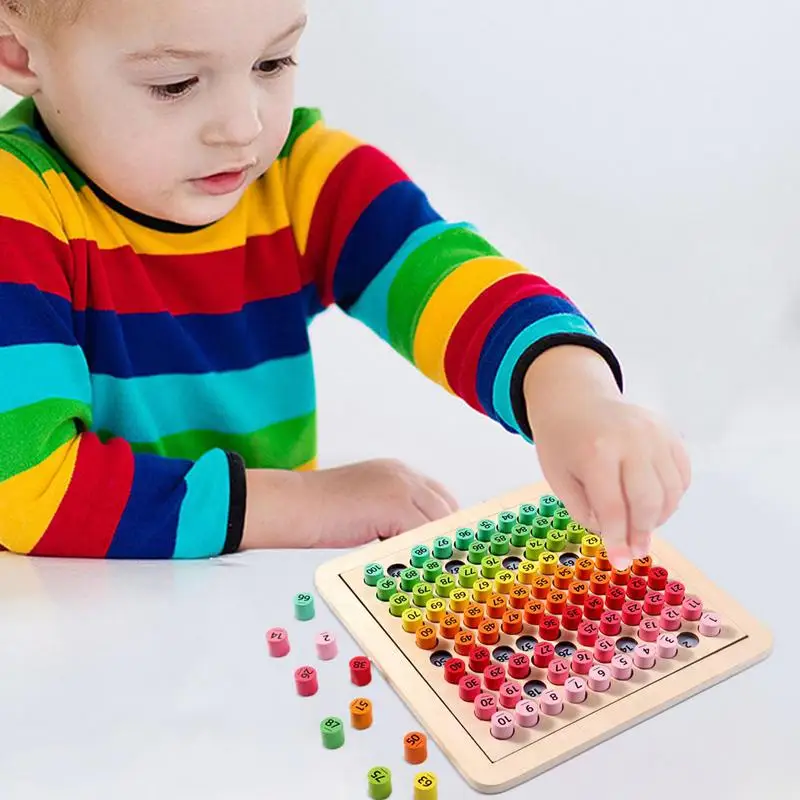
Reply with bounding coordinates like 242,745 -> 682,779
648,566 -> 669,591
644,592 -> 665,616
483,663 -> 506,691
533,641 -> 555,668
444,658 -> 466,685
584,595 -> 605,620
622,600 -> 643,626
350,656 -> 372,686
665,580 -> 686,606
605,585 -> 627,610
294,665 -> 318,696
626,576 -> 648,600
600,610 -> 621,637
458,674 -> 481,702
469,646 -> 490,674
562,604 -> 583,631
577,619 -> 599,646
508,653 -> 531,680
539,615 -> 561,641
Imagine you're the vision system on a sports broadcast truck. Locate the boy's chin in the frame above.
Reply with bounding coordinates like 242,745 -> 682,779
163,192 -> 243,228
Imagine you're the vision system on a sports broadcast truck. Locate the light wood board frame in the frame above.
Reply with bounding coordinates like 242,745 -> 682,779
314,483 -> 773,793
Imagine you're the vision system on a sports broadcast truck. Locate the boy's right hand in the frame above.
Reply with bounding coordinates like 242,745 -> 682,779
242,459 -> 459,550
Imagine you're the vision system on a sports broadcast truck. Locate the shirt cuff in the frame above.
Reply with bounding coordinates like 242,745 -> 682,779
223,451 -> 247,554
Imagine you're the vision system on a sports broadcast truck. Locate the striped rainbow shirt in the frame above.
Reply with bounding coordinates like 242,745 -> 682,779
0,98 -> 621,559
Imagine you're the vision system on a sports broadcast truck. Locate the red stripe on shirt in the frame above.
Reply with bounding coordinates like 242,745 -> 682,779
445,274 -> 568,411
0,216 -> 73,298
84,229 -> 303,315
304,145 -> 407,308
1,216 -> 306,315
31,434 -> 134,557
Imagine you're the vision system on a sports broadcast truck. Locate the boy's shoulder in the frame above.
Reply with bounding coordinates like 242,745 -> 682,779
0,98 -> 82,241
0,97 -> 83,194
275,106 -> 364,166
0,98 -> 68,177
280,106 -> 325,158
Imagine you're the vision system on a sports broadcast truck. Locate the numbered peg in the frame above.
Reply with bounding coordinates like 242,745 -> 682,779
458,674 -> 482,703
350,656 -> 372,686
538,688 -> 564,716
611,653 -> 633,680
515,699 -> 539,728
315,631 -> 338,660
474,693 -> 497,721
490,710 -> 515,740
266,627 -> 290,657
588,664 -> 611,692
294,592 -> 315,621
565,676 -> 587,704
320,716 -> 344,749
499,681 -> 522,708
657,632 -> 679,658
367,767 -> 392,800
295,665 -> 318,696
633,642 -> 656,669
699,611 -> 722,637
682,595 -> 704,621
404,731 -> 428,764
350,697 -> 373,730
413,771 -> 438,800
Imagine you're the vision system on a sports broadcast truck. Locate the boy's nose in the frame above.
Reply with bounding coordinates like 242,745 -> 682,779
202,96 -> 263,148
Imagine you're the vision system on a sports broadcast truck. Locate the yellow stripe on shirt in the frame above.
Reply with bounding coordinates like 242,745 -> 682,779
412,257 -> 527,390
0,438 -> 78,553
0,150 -> 293,256
0,150 -> 70,243
281,121 -> 362,254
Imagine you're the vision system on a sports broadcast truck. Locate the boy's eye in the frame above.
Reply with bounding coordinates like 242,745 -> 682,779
255,55 -> 297,76
149,77 -> 199,100
147,56 -> 296,101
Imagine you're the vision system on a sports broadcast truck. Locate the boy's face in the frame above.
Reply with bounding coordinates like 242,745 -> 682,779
25,0 -> 307,226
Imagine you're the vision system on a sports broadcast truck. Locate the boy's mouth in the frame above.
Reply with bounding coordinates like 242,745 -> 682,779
191,165 -> 253,196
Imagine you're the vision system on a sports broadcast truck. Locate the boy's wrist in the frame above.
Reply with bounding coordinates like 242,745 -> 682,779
522,344 -> 622,427
241,468 -> 308,550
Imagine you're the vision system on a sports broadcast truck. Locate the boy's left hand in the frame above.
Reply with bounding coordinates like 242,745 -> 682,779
523,346 -> 691,569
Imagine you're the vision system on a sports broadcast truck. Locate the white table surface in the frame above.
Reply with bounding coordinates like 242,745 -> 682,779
0,458 -> 795,800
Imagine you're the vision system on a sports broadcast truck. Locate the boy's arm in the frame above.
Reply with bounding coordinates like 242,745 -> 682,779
0,155 -> 245,558
281,110 -> 623,439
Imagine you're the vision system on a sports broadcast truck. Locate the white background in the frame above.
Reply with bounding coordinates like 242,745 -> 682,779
1,1 -> 797,797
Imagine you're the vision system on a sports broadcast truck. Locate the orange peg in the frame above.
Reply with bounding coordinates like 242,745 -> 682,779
404,731 -> 428,765
350,697 -> 373,729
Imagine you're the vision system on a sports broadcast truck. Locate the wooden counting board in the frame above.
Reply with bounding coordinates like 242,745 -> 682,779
314,483 -> 772,794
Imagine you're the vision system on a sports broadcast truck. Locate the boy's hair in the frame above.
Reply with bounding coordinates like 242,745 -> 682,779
1,0 -> 85,31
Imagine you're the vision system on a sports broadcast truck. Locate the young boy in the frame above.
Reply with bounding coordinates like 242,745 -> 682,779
0,0 -> 690,567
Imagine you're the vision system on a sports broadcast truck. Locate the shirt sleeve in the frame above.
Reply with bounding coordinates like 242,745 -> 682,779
0,150 -> 246,558
281,109 -> 623,440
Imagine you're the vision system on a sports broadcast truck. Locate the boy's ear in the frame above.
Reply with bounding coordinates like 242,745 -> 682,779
0,17 -> 40,96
